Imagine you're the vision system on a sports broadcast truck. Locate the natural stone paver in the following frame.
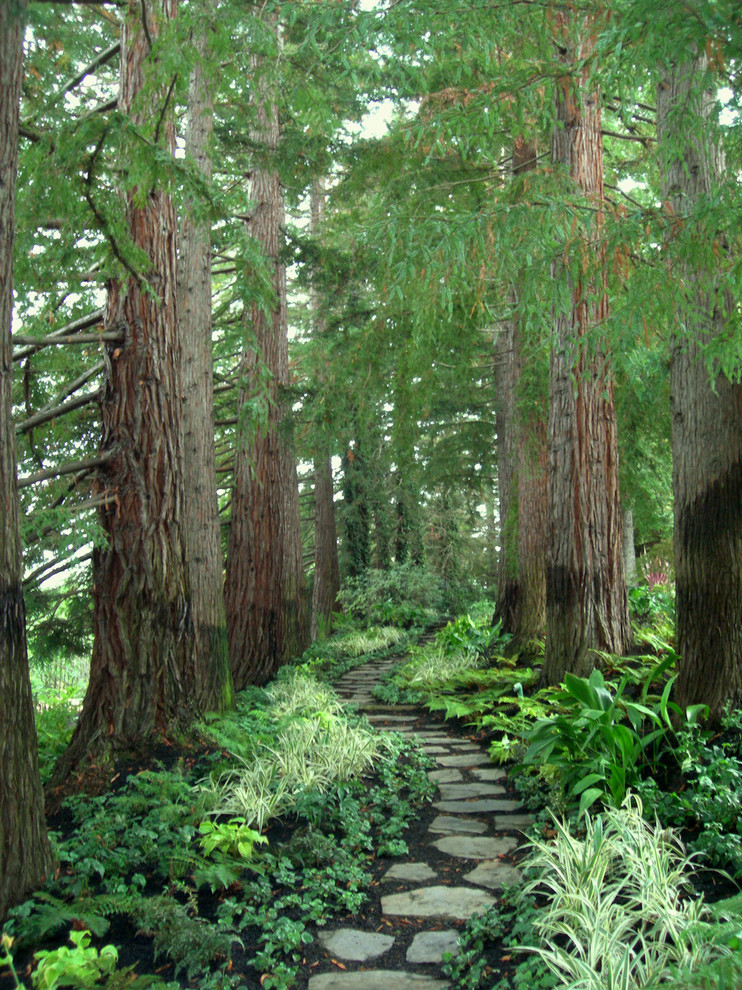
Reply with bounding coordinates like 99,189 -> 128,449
427,769 -> 464,784
436,783 -> 506,800
463,862 -> 523,890
494,813 -> 534,830
469,768 -> 506,781
406,931 -> 460,963
382,885 -> 495,920
428,815 -> 487,835
319,930 -> 395,962
367,715 -> 419,723
434,754 -> 491,768
431,835 -> 518,859
308,972 -> 448,990
383,862 -> 438,882
326,649 -> 531,990
433,798 -> 521,814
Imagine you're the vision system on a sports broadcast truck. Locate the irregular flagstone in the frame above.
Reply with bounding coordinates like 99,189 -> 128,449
406,931 -> 460,964
431,835 -> 518,859
423,746 -> 450,754
469,768 -> 506,782
367,715 -> 418,723
463,861 -> 523,890
434,799 -> 521,814
494,813 -> 534,830
382,884 -> 495,921
436,783 -> 506,800
308,972 -> 448,990
428,815 -> 487,835
434,753 -> 491,768
319,930 -> 395,962
427,769 -> 464,784
383,861 -> 438,882
443,742 -> 478,750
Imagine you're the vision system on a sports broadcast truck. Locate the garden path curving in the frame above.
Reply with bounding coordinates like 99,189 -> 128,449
303,652 -> 534,990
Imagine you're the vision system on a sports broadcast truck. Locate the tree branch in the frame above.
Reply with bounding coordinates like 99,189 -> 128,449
18,455 -> 109,489
40,361 -> 104,413
13,308 -> 105,361
16,389 -> 101,435
26,42 -> 121,121
12,330 -> 123,348
24,551 -> 94,590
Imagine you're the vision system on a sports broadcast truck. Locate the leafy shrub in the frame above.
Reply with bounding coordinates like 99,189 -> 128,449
435,613 -> 500,656
638,709 -> 742,877
520,663 -> 706,816
336,564 -> 447,626
32,930 -> 118,989
198,817 -> 267,859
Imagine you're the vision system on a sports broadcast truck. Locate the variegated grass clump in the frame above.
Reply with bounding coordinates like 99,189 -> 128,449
265,668 -> 345,718
399,645 -> 484,686
333,625 -> 408,658
199,672 -> 380,831
521,795 -> 730,990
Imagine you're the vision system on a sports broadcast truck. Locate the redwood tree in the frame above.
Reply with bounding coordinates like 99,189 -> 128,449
309,183 -> 340,641
52,0 -> 196,781
493,137 -> 547,650
177,0 -> 234,712
542,11 -> 631,684
658,52 -> 742,723
0,0 -> 55,921
225,11 -> 308,687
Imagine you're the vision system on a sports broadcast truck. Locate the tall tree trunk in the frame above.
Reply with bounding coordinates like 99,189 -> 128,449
308,182 -> 340,642
224,13 -> 308,688
395,488 -> 409,564
311,453 -> 340,640
493,137 -> 547,646
341,441 -> 370,578
177,1 -> 233,712
515,406 -> 548,649
493,313 -> 518,631
542,12 -> 631,685
0,0 -> 55,921
622,507 -> 637,585
658,54 -> 742,724
52,0 -> 195,782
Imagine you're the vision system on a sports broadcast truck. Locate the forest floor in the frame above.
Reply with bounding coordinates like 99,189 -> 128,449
7,613 -> 742,990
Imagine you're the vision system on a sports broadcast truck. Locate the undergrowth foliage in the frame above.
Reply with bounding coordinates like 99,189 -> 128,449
2,657 -> 435,990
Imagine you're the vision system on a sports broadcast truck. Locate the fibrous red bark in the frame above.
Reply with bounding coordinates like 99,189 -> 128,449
542,12 -> 631,684
225,13 -> 308,687
177,0 -> 234,712
52,0 -> 197,782
0,0 -> 55,921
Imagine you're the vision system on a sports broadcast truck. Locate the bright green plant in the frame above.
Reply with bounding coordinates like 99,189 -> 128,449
521,796 -> 728,990
198,817 -> 268,860
435,613 -> 500,656
32,929 -> 118,989
520,664 -> 703,815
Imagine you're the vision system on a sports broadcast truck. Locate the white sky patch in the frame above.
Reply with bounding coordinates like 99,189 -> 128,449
718,87 -> 738,126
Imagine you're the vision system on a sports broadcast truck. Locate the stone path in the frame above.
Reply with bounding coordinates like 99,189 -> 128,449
306,651 -> 534,990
